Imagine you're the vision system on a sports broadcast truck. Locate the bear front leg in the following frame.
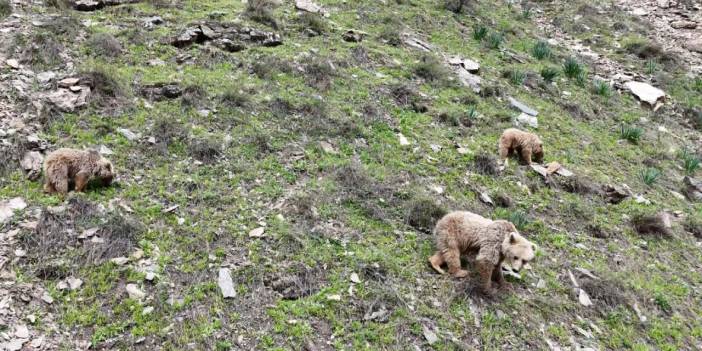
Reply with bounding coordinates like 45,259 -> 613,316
498,145 -> 509,170
43,181 -> 56,194
492,265 -> 512,291
476,259 -> 498,295
74,172 -> 90,192
520,148 -> 533,165
444,248 -> 469,278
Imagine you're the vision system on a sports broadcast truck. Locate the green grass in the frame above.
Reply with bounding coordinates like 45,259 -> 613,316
0,0 -> 10,19
620,125 -> 643,144
640,168 -> 662,186
540,67 -> 559,83
3,0 -> 702,350
531,41 -> 551,60
679,149 -> 700,175
563,57 -> 584,79
593,79 -> 612,98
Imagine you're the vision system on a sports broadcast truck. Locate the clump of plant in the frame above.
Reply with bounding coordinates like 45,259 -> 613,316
298,12 -> 327,35
473,25 -> 488,41
0,0 -> 11,19
414,54 -> 450,86
619,124 -> 643,144
485,32 -> 503,50
678,149 -> 700,175
531,40 -> 551,60
540,67 -> 559,83
245,0 -> 279,29
563,57 -> 583,79
639,167 -> 661,186
592,79 -> 612,98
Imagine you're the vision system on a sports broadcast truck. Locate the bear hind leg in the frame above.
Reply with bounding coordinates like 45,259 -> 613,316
428,252 -> 446,274
445,249 -> 469,278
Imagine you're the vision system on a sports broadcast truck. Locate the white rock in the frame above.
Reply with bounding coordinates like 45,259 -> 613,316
37,71 -> 56,83
14,249 -> 26,257
41,292 -> 53,304
99,145 -> 114,155
142,306 -> 154,315
68,277 -> 83,290
118,128 -> 139,141
430,185 -> 444,195
126,284 -> 146,300
0,197 -> 27,223
145,272 -> 156,281
578,289 -> 593,306
319,141 -> 338,154
479,192 -> 493,206
516,113 -> 538,128
454,68 -> 481,93
15,324 -> 29,338
30,336 -> 44,348
6,59 -> 19,69
4,339 -> 24,351
295,0 -> 327,15
248,227 -> 265,238
398,133 -> 410,146
78,227 -> 99,239
536,279 -> 546,289
350,273 -> 361,284
448,57 -> 480,73
508,97 -> 538,116
326,294 -> 341,301
218,268 -> 236,298
634,194 -> 651,205
422,325 -> 439,345
624,81 -> 665,106
110,257 -> 129,265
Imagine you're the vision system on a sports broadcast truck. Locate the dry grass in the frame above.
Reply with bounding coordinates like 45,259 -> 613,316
473,153 -> 499,176
631,214 -> 672,238
86,32 -> 123,59
245,0 -> 279,29
405,198 -> 446,232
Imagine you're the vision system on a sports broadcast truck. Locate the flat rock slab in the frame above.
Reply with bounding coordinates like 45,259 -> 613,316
218,268 -> 236,298
20,151 -> 43,181
0,197 -> 27,224
508,97 -> 538,116
295,0 -> 327,16
515,112 -> 538,128
455,68 -> 481,93
172,22 -> 282,49
684,176 -> 702,201
624,81 -> 665,106
448,57 -> 480,73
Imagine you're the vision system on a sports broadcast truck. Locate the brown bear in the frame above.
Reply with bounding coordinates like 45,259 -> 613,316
498,128 -> 543,169
428,211 -> 537,295
43,148 -> 114,194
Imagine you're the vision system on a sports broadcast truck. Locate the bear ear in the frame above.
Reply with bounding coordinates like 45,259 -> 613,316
509,233 -> 517,244
88,149 -> 100,156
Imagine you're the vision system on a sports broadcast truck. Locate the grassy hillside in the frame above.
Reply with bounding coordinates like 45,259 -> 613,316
1,0 -> 701,350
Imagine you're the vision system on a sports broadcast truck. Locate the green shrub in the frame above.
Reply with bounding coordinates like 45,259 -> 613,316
0,0 -> 11,19
563,57 -> 583,78
639,168 -> 661,186
531,41 -> 551,60
679,149 -> 700,175
645,58 -> 657,75
473,25 -> 488,41
507,70 -> 526,86
486,32 -> 503,49
540,67 -> 559,83
593,79 -> 612,98
620,125 -> 643,144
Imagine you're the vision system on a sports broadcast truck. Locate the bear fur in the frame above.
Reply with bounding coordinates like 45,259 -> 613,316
428,211 -> 537,295
498,128 -> 543,168
43,148 -> 114,194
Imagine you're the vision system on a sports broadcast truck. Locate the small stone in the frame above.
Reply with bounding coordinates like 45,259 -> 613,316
99,145 -> 114,155
350,273 -> 361,284
126,284 -> 146,299
41,292 -> 53,304
516,113 -> 538,128
430,185 -> 444,195
145,272 -> 156,281
58,77 -> 80,87
30,337 -> 44,348
177,217 -> 185,225
6,59 -> 19,68
422,325 -> 439,345
110,257 -> 129,265
578,289 -> 593,306
398,133 -> 410,146
319,141 -> 338,154
342,30 -> 364,43
68,277 -> 83,290
670,20 -> 697,29
536,279 -> 546,289
326,294 -> 341,301
14,249 -> 26,257
131,249 -> 144,260
447,57 -> 480,73
479,192 -> 493,206
142,306 -> 154,315
117,128 -> 139,141
685,38 -> 702,53
27,314 -> 36,323
249,227 -> 265,238
37,71 -> 56,83
218,268 -> 236,298
57,281 -> 69,290
78,227 -> 99,239
15,324 -> 29,339
20,151 -> 43,181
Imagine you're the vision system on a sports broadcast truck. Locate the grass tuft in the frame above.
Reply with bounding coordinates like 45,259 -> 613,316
245,0 -> 279,29
0,0 -> 11,19
531,40 -> 551,60
639,168 -> 661,186
485,32 -> 503,50
563,57 -> 583,79
619,124 -> 643,144
540,67 -> 559,83
678,149 -> 700,175
414,54 -> 450,86
592,79 -> 612,98
473,25 -> 488,41
86,32 -> 122,59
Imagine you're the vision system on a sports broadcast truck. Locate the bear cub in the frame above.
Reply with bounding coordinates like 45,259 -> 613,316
428,211 -> 537,295
43,148 -> 115,194
498,128 -> 543,169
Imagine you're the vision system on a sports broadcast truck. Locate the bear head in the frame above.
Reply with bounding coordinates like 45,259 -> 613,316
500,228 -> 536,273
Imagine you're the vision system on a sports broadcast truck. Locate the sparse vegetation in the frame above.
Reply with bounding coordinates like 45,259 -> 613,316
245,0 -> 279,29
485,31 -> 504,49
563,57 -> 583,78
620,124 -> 643,144
646,58 -> 658,75
86,32 -> 122,58
540,67 -> 559,83
531,40 -> 551,60
592,79 -> 612,98
444,0 -> 472,14
473,24 -> 488,41
496,209 -> 529,230
0,0 -> 11,19
632,213 -> 671,238
504,69 -> 526,86
298,12 -> 327,35
414,54 -> 450,86
640,167 -> 662,186
679,149 -> 700,175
